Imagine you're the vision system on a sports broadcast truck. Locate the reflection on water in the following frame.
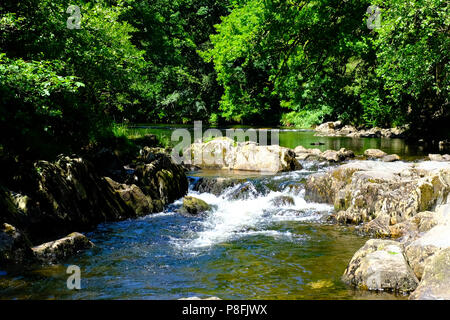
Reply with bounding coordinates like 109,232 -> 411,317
0,169 -> 408,300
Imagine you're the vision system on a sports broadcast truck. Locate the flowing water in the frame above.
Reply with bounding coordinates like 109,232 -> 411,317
0,164 -> 407,300
1,126 -> 424,300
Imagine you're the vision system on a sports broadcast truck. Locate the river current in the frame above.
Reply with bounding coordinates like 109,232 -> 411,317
0,161 -> 407,300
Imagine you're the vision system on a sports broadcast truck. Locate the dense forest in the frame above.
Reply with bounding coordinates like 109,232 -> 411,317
1,0 -> 449,160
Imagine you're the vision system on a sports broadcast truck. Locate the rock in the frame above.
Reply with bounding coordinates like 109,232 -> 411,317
192,177 -> 245,196
188,138 -> 301,173
439,140 -> 450,151
382,154 -> 401,162
320,150 -> 340,162
13,156 -> 137,242
32,232 -> 94,264
388,220 -> 418,240
315,122 -> 339,134
314,122 -> 405,138
0,223 -> 35,265
411,211 -> 438,233
429,154 -> 450,162
409,248 -> 450,300
0,150 -> 188,245
320,148 -> 355,162
339,125 -> 358,135
305,161 -> 450,227
270,195 -> 295,206
361,214 -> 391,238
105,177 -> 156,215
342,239 -> 418,293
364,149 -> 387,159
294,145 -> 308,154
133,150 -> 188,207
405,224 -> 450,280
179,196 -> 211,215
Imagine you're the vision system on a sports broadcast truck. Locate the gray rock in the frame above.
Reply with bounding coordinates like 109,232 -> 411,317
32,232 -> 94,264
405,224 -> 450,279
305,161 -> 450,227
409,248 -> 450,300
364,149 -> 387,159
382,154 -> 401,162
342,239 -> 419,293
188,137 -> 301,173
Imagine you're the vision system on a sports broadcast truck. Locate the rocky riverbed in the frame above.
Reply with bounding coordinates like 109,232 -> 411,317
1,135 -> 449,300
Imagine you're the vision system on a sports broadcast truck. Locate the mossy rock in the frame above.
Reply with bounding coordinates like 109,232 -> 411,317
179,196 -> 211,215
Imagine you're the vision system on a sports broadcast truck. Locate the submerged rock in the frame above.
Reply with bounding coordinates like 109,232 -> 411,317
270,195 -> 295,206
405,223 -> 450,280
32,232 -> 94,264
192,177 -> 246,196
409,248 -> 450,300
179,196 -> 211,215
342,239 -> 418,293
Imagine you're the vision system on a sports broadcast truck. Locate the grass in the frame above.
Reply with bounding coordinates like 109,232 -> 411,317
112,123 -> 172,148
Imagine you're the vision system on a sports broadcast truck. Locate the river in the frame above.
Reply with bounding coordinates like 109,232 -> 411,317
1,126 -> 427,300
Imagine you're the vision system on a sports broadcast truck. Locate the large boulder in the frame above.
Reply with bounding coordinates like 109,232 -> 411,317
0,150 -> 188,244
187,138 -> 301,173
105,177 -> 157,215
342,239 -> 419,293
32,232 -> 94,264
305,161 -> 450,227
429,154 -> 450,162
405,219 -> 450,280
409,248 -> 450,300
9,156 -> 136,242
364,149 -> 387,159
133,149 -> 188,205
0,223 -> 35,266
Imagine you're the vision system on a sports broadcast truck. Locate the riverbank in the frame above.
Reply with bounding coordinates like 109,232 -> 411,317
1,139 -> 188,266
